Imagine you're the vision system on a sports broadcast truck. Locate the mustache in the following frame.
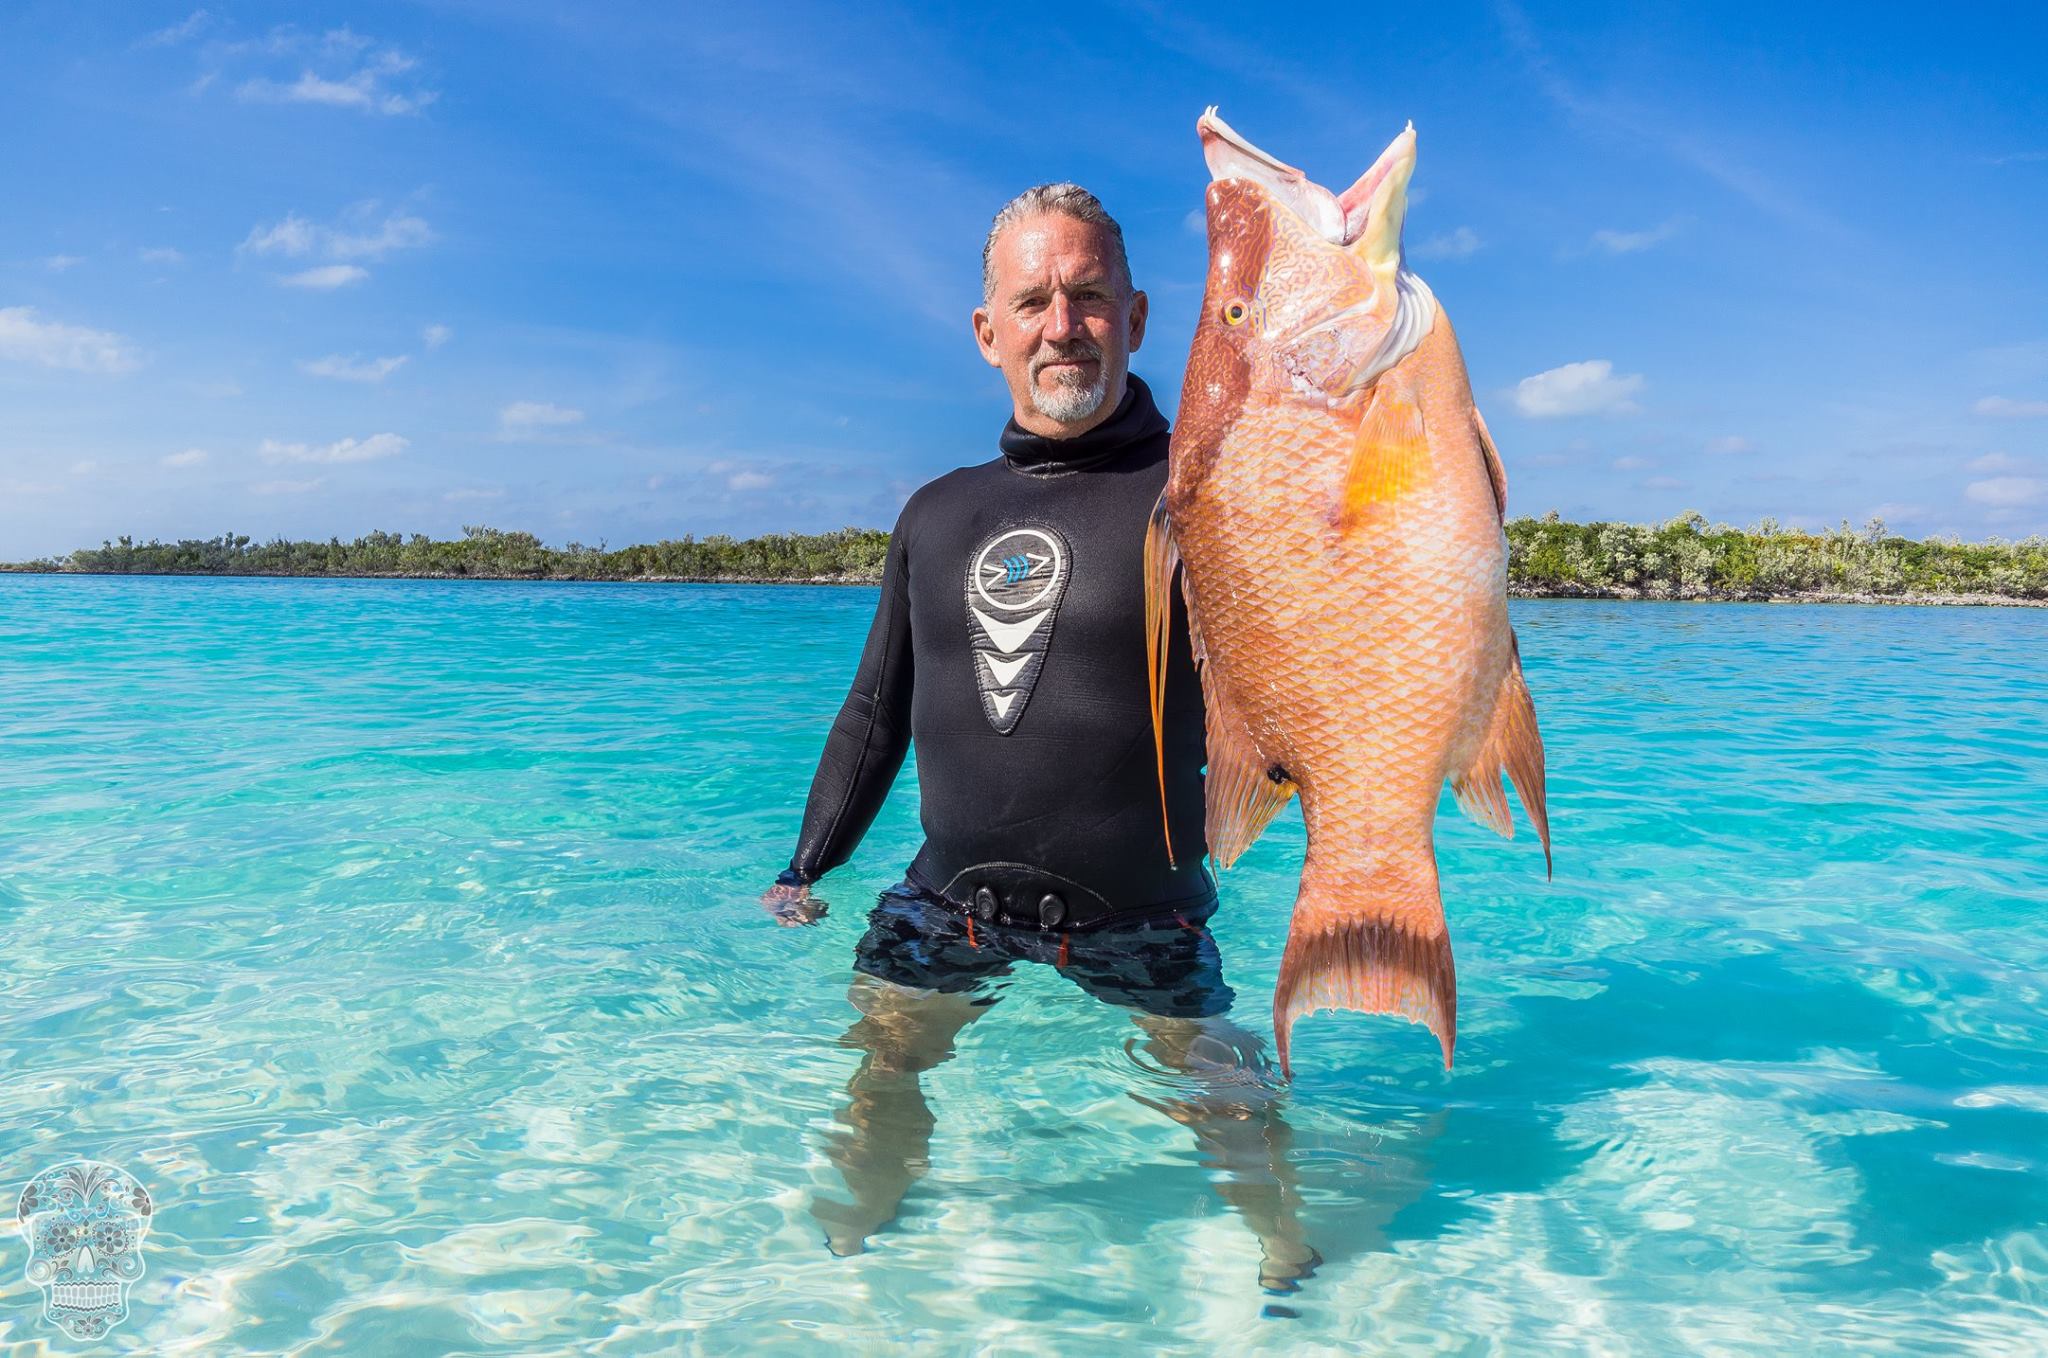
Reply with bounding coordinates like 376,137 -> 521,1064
1029,340 -> 1103,377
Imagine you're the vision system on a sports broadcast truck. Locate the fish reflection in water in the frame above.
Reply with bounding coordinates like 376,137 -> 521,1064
805,887 -> 1441,1292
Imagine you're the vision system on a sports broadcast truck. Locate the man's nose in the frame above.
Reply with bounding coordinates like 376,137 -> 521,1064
1045,292 -> 1084,339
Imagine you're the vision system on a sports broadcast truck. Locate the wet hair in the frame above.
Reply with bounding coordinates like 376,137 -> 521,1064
981,183 -> 1133,303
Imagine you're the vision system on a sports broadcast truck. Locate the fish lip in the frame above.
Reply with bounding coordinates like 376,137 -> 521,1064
1196,108 -> 1416,249
1198,106 -> 1347,244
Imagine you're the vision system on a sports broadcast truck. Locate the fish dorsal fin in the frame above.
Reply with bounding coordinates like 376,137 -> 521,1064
1143,491 -> 1181,864
1198,655 -> 1296,869
1449,631 -> 1552,876
1338,376 -> 1429,528
1473,406 -> 1508,522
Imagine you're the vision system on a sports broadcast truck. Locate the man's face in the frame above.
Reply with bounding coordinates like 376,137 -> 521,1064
973,213 -> 1148,438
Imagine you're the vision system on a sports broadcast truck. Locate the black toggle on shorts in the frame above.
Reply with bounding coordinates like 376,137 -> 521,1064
851,881 -> 1237,1019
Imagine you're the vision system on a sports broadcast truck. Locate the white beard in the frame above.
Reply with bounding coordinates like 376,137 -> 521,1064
1029,366 -> 1109,423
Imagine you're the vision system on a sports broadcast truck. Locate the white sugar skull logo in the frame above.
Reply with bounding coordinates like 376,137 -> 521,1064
17,1160 -> 152,1341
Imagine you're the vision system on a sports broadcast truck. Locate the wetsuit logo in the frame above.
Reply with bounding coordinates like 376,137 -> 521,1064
965,525 -> 1070,734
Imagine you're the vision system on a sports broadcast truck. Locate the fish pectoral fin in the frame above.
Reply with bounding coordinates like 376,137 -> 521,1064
1337,379 -> 1429,527
1450,631 -> 1553,876
1473,406 -> 1508,522
1275,858 -> 1455,1077
1200,662 -> 1295,870
1143,491 -> 1182,866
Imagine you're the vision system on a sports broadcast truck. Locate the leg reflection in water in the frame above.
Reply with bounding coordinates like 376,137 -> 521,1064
812,885 -> 1316,1289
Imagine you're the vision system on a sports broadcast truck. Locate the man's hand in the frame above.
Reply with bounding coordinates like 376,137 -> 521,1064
761,880 -> 829,927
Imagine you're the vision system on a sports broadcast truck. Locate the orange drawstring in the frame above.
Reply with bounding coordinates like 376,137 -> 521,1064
1057,932 -> 1070,968
965,914 -> 978,949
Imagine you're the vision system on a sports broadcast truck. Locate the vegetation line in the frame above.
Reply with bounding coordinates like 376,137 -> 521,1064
4,515 -> 2045,602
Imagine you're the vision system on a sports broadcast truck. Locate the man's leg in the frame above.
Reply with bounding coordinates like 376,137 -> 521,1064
1055,922 -> 1322,1291
1126,1010 -> 1322,1291
812,890 -> 1007,1255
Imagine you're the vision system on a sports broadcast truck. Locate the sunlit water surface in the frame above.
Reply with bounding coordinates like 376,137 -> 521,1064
1,575 -> 2044,1354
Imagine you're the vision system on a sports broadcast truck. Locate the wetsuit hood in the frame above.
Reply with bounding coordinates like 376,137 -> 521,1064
998,374 -> 1169,475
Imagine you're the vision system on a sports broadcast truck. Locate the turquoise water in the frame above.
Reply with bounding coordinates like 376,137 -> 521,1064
2,574 -> 2044,1354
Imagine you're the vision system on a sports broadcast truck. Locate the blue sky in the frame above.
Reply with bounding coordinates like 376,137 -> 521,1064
3,1 -> 2046,558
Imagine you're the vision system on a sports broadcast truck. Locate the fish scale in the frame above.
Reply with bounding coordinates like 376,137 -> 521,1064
1146,111 -> 1552,1076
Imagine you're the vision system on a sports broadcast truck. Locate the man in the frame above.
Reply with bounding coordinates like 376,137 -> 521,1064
763,185 -> 1318,1288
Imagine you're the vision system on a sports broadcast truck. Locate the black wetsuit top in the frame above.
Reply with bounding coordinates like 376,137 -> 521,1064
783,374 -> 1214,930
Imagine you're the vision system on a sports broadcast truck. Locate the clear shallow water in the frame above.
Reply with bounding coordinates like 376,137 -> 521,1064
1,574 -> 2044,1355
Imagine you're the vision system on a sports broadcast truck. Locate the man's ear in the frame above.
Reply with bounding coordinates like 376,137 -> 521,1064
1127,289 -> 1149,353
971,305 -> 1002,368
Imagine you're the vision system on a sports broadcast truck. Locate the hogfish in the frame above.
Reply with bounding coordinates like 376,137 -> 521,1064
1146,110 -> 1552,1076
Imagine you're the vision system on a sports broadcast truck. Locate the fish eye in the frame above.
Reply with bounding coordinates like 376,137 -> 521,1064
1222,299 -> 1249,327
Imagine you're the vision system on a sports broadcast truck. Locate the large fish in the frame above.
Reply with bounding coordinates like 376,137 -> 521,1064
1146,110 -> 1552,1077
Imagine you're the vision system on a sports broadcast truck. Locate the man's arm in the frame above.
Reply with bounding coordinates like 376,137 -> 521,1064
764,517 -> 915,922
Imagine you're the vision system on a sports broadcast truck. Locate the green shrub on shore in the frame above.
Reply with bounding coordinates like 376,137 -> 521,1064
5,515 -> 2045,599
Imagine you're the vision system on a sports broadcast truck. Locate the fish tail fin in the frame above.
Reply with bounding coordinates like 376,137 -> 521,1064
1450,630 -> 1552,878
1142,491 -> 1180,866
1274,854 -> 1455,1078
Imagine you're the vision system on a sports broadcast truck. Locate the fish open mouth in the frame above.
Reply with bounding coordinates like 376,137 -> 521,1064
1197,107 -> 1413,248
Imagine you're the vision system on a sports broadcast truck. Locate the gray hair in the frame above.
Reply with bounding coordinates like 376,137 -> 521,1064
980,183 -> 1133,303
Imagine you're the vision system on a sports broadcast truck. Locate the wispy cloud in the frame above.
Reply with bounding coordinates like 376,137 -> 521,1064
1612,455 -> 1650,471
444,487 -> 505,502
1705,435 -> 1755,454
727,470 -> 774,491
1968,452 -> 2026,474
0,307 -> 143,374
259,432 -> 407,464
299,353 -> 408,382
139,246 -> 186,265
163,448 -> 210,468
241,207 -> 433,261
422,323 -> 452,350
1512,359 -> 1644,417
1494,2 -> 1838,237
1974,395 -> 2048,418
251,477 -> 324,495
141,9 -> 211,47
233,39 -> 436,116
501,401 -> 585,431
1412,226 -> 1482,261
41,254 -> 84,272
1983,150 -> 2048,167
1965,477 -> 2044,507
280,264 -> 368,289
1590,218 -> 1683,254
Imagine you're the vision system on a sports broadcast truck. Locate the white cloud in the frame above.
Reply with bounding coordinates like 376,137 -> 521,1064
142,10 -> 210,46
444,487 -> 505,502
234,47 -> 437,116
1590,219 -> 1683,254
242,208 -> 432,262
140,246 -> 186,265
1512,359 -> 1644,418
1182,208 -> 1206,237
163,448 -> 210,468
1974,395 -> 2048,418
422,323 -> 451,350
500,401 -> 584,429
728,471 -> 774,491
251,477 -> 325,495
1705,435 -> 1755,455
1965,477 -> 2044,507
1412,226 -> 1482,261
1967,452 -> 2024,474
299,353 -> 408,382
0,307 -> 143,374
280,264 -> 369,289
1611,455 -> 1649,471
42,254 -> 84,272
259,432 -> 407,464
70,459 -> 99,475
